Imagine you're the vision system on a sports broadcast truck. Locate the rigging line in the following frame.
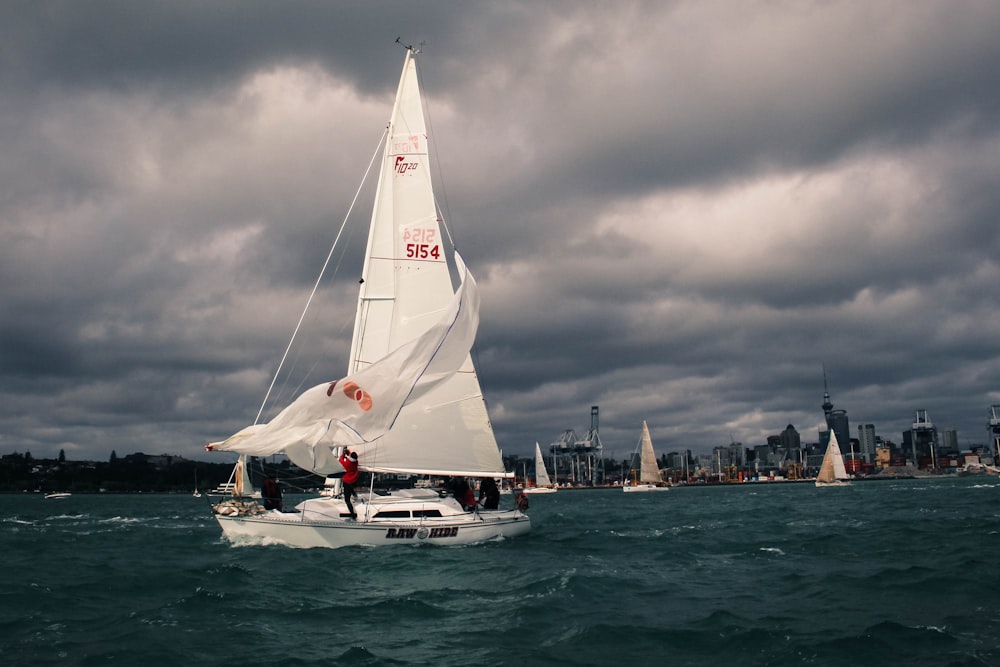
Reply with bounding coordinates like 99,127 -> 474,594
274,238 -> 358,408
253,126 -> 390,425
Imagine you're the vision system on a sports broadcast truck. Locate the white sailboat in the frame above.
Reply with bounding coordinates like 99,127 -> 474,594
815,428 -> 850,487
204,46 -> 529,548
523,442 -> 557,494
623,420 -> 669,492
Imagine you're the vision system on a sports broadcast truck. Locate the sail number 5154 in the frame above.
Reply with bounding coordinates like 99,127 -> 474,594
405,243 -> 441,259
403,227 -> 440,260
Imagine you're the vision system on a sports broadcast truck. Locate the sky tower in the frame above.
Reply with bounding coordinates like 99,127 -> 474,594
821,365 -> 834,419
820,367 -> 850,459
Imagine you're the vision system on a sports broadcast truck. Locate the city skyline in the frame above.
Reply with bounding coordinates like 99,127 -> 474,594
2,2 -> 1000,462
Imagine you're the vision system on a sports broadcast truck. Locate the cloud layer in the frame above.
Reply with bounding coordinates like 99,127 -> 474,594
3,1 -> 1000,461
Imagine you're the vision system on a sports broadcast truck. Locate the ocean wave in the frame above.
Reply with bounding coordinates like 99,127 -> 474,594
758,546 -> 785,556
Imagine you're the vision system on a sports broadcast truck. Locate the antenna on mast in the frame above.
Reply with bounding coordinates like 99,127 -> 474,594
395,37 -> 423,54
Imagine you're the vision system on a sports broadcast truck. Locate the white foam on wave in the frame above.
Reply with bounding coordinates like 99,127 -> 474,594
3,517 -> 36,526
98,516 -> 143,525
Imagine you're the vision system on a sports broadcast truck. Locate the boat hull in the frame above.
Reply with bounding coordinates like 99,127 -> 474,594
213,490 -> 531,549
622,484 -> 669,493
521,487 -> 557,495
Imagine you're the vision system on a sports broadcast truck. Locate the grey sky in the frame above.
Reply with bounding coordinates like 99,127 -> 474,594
2,1 -> 1000,463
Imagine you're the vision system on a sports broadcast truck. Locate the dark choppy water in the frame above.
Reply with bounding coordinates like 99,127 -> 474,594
3,477 -> 1000,666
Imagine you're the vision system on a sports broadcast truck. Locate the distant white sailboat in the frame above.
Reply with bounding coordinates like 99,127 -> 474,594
623,421 -> 669,492
815,429 -> 850,486
523,442 -> 557,494
204,46 -> 529,548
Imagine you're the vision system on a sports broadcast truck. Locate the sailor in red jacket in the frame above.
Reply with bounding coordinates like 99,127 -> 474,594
338,448 -> 360,520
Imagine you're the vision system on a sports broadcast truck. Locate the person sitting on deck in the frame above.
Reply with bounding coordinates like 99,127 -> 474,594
477,477 -> 500,510
449,477 -> 477,511
262,472 -> 283,511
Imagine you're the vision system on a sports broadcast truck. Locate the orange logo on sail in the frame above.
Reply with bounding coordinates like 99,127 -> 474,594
327,380 -> 373,411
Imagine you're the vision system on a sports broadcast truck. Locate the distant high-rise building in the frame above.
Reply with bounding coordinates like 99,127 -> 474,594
906,409 -> 938,468
713,445 -> 731,475
940,429 -> 958,454
990,406 -> 1000,464
826,409 -> 851,456
728,441 -> 745,468
666,451 -> 687,470
779,424 -> 801,451
858,424 -> 876,463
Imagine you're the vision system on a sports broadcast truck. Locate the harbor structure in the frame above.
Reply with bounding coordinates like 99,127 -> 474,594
904,409 -> 939,467
547,406 -> 605,486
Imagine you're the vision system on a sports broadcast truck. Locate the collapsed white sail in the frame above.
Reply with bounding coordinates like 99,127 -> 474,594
533,442 -> 552,487
209,48 -> 506,479
208,255 -> 480,473
638,420 -> 661,483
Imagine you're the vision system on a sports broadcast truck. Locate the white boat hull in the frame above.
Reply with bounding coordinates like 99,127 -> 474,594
522,486 -> 557,495
213,489 -> 530,549
623,484 -> 669,493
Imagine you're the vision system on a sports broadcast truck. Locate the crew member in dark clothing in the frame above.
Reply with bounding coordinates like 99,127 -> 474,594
477,477 -> 500,510
449,477 -> 476,511
262,472 -> 283,511
515,490 -> 529,511
338,448 -> 360,519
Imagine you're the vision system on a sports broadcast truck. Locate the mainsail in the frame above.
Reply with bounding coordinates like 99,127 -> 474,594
816,429 -> 849,483
638,420 -> 661,483
209,49 -> 505,479
534,442 -> 552,487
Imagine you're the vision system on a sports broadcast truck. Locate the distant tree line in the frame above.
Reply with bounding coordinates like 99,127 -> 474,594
0,451 -> 293,494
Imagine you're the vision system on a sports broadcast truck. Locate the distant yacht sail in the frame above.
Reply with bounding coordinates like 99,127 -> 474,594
815,429 -> 850,487
523,442 -> 557,494
623,421 -> 669,492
